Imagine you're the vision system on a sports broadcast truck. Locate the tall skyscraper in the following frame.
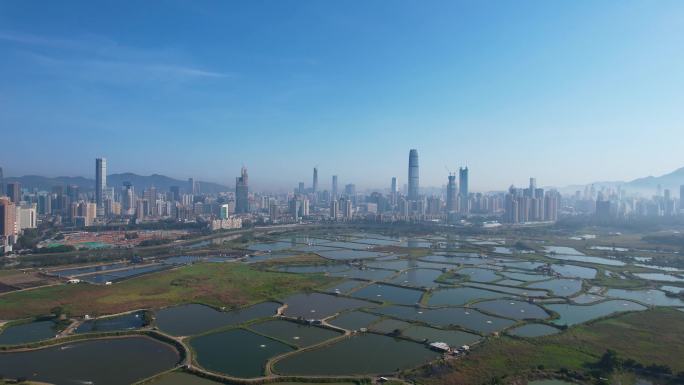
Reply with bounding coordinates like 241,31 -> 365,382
122,182 -> 135,216
95,158 -> 107,217
6,182 -> 21,204
544,190 -> 560,222
144,187 -> 158,216
0,197 -> 16,240
187,177 -> 200,195
235,166 -> 249,214
312,167 -> 319,193
408,149 -> 419,200
344,184 -> 356,197
37,193 -> 51,215
0,167 -> 4,199
66,184 -> 80,203
446,173 -> 457,212
289,198 -> 301,219
330,199 -> 339,219
459,166 -> 469,214
390,177 -> 398,206
342,198 -> 353,219
332,175 -> 338,199
170,186 -> 181,202
300,198 -> 310,217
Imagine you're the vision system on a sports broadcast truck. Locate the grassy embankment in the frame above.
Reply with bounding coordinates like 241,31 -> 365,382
0,263 -> 335,320
412,308 -> 684,385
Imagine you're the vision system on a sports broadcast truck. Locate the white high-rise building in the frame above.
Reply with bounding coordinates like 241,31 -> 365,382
18,203 -> 37,230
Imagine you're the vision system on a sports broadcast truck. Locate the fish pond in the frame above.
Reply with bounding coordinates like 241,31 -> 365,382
248,242 -> 293,252
366,259 -> 418,271
328,311 -> 381,330
317,249 -> 386,260
76,311 -> 146,333
191,328 -> 293,378
282,293 -> 375,319
528,278 -> 583,297
248,319 -> 342,347
402,325 -> 481,346
273,333 -> 439,376
605,289 -> 684,307
473,299 -> 549,320
633,273 -> 684,283
387,268 -> 443,288
0,319 -> 59,345
369,318 -> 413,333
82,264 -> 173,284
550,264 -> 597,279
428,287 -> 507,306
371,306 -> 515,334
465,282 -> 549,297
547,254 -> 625,266
324,280 -> 367,295
330,268 -> 396,281
507,323 -> 561,337
420,255 -> 487,265
547,300 -> 647,326
155,302 -> 279,336
500,271 -> 548,282
352,284 -> 424,305
0,336 -> 179,385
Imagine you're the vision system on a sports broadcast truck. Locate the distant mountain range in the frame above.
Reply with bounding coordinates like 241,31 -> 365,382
4,173 -> 229,194
4,166 -> 684,197
558,166 -> 684,196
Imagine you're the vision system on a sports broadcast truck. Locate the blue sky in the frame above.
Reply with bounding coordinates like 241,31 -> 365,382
1,1 -> 683,191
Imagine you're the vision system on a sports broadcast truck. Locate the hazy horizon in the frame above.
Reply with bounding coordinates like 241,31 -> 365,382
3,159 -> 682,194
2,1 -> 683,190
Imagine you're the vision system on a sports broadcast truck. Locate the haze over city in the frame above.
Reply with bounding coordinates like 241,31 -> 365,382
2,1 -> 684,190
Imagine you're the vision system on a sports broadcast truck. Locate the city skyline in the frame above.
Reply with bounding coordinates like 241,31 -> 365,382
2,1 -> 684,189
3,154 -> 684,195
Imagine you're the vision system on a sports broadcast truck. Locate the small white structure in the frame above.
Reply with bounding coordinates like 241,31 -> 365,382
67,279 -> 81,284
429,342 -> 450,352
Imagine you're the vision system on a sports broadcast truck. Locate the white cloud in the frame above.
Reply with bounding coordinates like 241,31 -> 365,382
1,30 -> 232,82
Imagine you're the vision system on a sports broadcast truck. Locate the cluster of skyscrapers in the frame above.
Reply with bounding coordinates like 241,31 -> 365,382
503,178 -> 560,224
6,149 -> 684,253
569,184 -> 684,219
0,168 -> 37,252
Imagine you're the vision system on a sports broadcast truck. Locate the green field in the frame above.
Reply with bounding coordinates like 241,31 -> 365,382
0,263 -> 335,320
412,308 -> 684,385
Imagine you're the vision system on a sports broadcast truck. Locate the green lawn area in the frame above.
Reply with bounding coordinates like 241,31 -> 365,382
412,308 -> 684,385
0,263 -> 335,320
589,274 -> 650,289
